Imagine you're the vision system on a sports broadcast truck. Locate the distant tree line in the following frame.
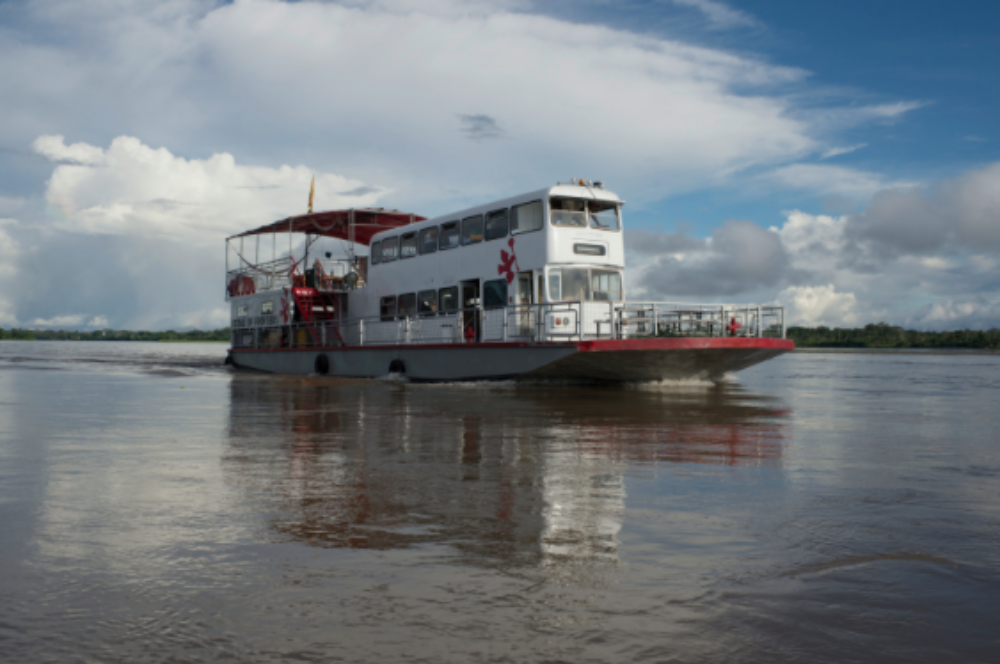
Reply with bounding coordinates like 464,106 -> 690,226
0,328 -> 231,342
788,323 -> 1000,349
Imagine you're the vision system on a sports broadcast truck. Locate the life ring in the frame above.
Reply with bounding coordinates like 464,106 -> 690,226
389,359 -> 406,375
314,353 -> 330,375
227,275 -> 255,297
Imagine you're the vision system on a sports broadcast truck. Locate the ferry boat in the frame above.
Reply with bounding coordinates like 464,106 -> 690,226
225,182 -> 793,381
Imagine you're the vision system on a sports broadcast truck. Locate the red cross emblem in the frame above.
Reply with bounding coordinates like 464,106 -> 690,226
280,289 -> 291,323
498,237 -> 519,284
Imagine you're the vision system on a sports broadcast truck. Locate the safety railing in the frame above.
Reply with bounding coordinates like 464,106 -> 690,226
616,302 -> 786,339
230,301 -> 786,349
226,257 -> 363,299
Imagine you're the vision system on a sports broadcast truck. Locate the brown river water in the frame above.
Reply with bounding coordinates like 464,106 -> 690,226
1,341 -> 998,662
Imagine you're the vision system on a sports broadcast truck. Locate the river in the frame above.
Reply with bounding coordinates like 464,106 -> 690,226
1,341 -> 997,662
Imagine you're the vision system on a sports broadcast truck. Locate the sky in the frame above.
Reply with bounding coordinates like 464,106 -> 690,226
1,0 -> 999,331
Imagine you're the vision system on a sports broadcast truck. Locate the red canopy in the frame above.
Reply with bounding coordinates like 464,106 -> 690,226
231,208 -> 425,246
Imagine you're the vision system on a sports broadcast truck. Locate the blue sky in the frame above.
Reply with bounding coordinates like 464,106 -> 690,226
0,0 -> 998,330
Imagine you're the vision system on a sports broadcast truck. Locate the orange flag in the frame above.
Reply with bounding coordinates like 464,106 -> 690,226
308,175 -> 315,213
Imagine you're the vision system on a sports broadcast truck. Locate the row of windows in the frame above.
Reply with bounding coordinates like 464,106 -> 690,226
371,200 -> 545,265
236,301 -> 274,318
379,279 -> 508,319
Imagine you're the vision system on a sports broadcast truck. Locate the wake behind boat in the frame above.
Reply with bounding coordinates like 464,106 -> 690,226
225,182 -> 793,381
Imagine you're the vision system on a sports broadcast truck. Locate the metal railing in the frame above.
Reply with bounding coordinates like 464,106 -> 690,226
231,301 -> 786,349
226,257 -> 362,299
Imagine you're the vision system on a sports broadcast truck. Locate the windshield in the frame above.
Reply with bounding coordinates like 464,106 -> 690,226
550,198 -> 620,230
547,267 -> 623,302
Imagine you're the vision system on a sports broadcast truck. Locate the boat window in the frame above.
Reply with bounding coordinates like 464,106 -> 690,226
550,198 -> 587,227
237,305 -> 249,317
462,215 -> 484,245
574,243 -> 606,256
380,295 -> 397,320
398,292 -> 417,318
417,289 -> 437,316
589,200 -> 621,231
547,268 -> 590,302
419,226 -> 438,255
548,271 -> 561,302
483,279 -> 507,308
382,236 -> 399,262
439,222 -> 460,250
511,200 -> 543,235
370,240 -> 382,265
400,233 -> 418,259
261,301 -> 274,314
485,209 -> 508,241
591,269 -> 622,301
439,286 -> 459,313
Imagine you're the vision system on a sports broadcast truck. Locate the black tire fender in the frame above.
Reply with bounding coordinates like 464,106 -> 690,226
314,353 -> 330,375
389,359 -> 406,375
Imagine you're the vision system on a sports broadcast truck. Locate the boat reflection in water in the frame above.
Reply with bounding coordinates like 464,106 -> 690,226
223,376 -> 788,571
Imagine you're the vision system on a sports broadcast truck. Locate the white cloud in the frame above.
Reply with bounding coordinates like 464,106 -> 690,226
761,163 -> 910,200
0,0 -> 919,215
0,0 -> 948,329
846,161 -> 1000,255
88,315 -> 109,328
910,299 -> 1000,330
777,285 -> 859,327
820,143 -> 867,159
630,160 -> 1000,329
0,196 -> 26,214
672,0 -> 761,30
627,220 -> 788,298
31,314 -> 87,327
35,135 -> 382,243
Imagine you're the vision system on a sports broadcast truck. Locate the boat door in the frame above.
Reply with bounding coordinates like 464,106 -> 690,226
516,271 -> 534,337
460,279 -> 480,342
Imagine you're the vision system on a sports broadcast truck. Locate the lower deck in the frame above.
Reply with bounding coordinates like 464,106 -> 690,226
229,337 -> 794,382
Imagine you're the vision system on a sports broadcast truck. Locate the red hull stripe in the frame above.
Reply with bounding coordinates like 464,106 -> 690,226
574,338 -> 795,352
230,338 -> 794,353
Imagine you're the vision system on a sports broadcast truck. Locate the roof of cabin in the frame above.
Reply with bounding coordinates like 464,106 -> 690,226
230,208 -> 426,246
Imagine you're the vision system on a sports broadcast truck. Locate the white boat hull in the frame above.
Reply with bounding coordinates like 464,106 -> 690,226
229,338 -> 794,382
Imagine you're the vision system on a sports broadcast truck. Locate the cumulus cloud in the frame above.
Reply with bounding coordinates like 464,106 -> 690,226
672,0 -> 761,30
0,0 -> 940,329
629,160 -> 1000,329
30,314 -> 89,327
776,285 -> 860,327
629,220 -> 788,298
910,298 -> 1000,330
846,161 -> 1000,255
0,0 -> 922,215
35,135 -> 382,243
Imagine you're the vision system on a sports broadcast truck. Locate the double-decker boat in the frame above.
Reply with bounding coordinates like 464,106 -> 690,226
225,182 -> 793,381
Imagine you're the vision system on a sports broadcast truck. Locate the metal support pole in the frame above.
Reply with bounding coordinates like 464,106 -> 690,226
359,319 -> 364,346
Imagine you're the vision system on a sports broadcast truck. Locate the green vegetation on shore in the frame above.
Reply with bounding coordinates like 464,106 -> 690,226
0,328 -> 231,342
788,323 -> 1000,349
